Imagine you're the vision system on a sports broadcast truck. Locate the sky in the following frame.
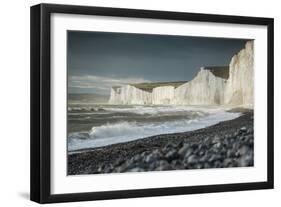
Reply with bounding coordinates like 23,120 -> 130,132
67,31 -> 249,95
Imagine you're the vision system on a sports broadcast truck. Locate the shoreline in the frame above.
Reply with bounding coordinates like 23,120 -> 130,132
68,109 -> 254,175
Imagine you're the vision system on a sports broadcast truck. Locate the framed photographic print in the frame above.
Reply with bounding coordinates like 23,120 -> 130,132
30,3 -> 274,203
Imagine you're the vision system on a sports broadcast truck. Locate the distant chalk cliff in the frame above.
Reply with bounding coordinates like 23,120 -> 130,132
108,41 -> 254,108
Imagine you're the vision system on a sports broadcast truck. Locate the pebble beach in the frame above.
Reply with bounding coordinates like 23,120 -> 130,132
68,109 -> 254,175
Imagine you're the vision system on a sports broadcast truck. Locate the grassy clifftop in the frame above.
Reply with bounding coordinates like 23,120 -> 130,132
130,81 -> 186,92
203,66 -> 229,79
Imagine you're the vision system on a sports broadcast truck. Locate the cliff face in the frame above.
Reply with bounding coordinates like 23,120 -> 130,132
108,41 -> 254,107
108,69 -> 226,106
152,86 -> 175,104
108,85 -> 152,105
108,87 -> 122,104
173,68 -> 226,105
224,41 -> 254,106
109,85 -> 176,105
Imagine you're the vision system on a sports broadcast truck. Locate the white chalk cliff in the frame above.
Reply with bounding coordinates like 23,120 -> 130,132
224,41 -> 254,106
108,85 -> 152,105
108,41 -> 254,108
173,68 -> 227,105
152,86 -> 175,105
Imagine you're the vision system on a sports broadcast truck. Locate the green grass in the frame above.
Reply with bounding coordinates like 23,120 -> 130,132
130,81 -> 186,92
203,66 -> 229,79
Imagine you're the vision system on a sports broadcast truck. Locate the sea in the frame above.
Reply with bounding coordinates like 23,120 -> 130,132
67,94 -> 241,152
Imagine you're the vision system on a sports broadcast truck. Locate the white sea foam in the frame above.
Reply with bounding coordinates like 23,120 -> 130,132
68,105 -> 233,115
103,105 -> 231,115
68,110 -> 241,151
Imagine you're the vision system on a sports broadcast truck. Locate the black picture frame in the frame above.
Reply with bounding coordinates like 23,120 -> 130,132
30,3 -> 274,204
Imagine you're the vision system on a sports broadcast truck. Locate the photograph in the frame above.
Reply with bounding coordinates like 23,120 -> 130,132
29,3 -> 274,203
67,31 -> 254,175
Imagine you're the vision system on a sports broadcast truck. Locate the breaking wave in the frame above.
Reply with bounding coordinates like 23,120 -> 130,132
68,105 -> 231,115
68,111 -> 241,151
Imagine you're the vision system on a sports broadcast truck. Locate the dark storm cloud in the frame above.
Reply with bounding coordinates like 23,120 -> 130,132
67,31 -> 249,94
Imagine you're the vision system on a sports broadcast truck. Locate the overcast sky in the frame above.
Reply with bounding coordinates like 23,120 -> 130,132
67,31 -> 248,94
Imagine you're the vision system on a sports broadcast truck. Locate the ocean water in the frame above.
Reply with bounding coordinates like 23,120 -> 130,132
67,94 -> 241,152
